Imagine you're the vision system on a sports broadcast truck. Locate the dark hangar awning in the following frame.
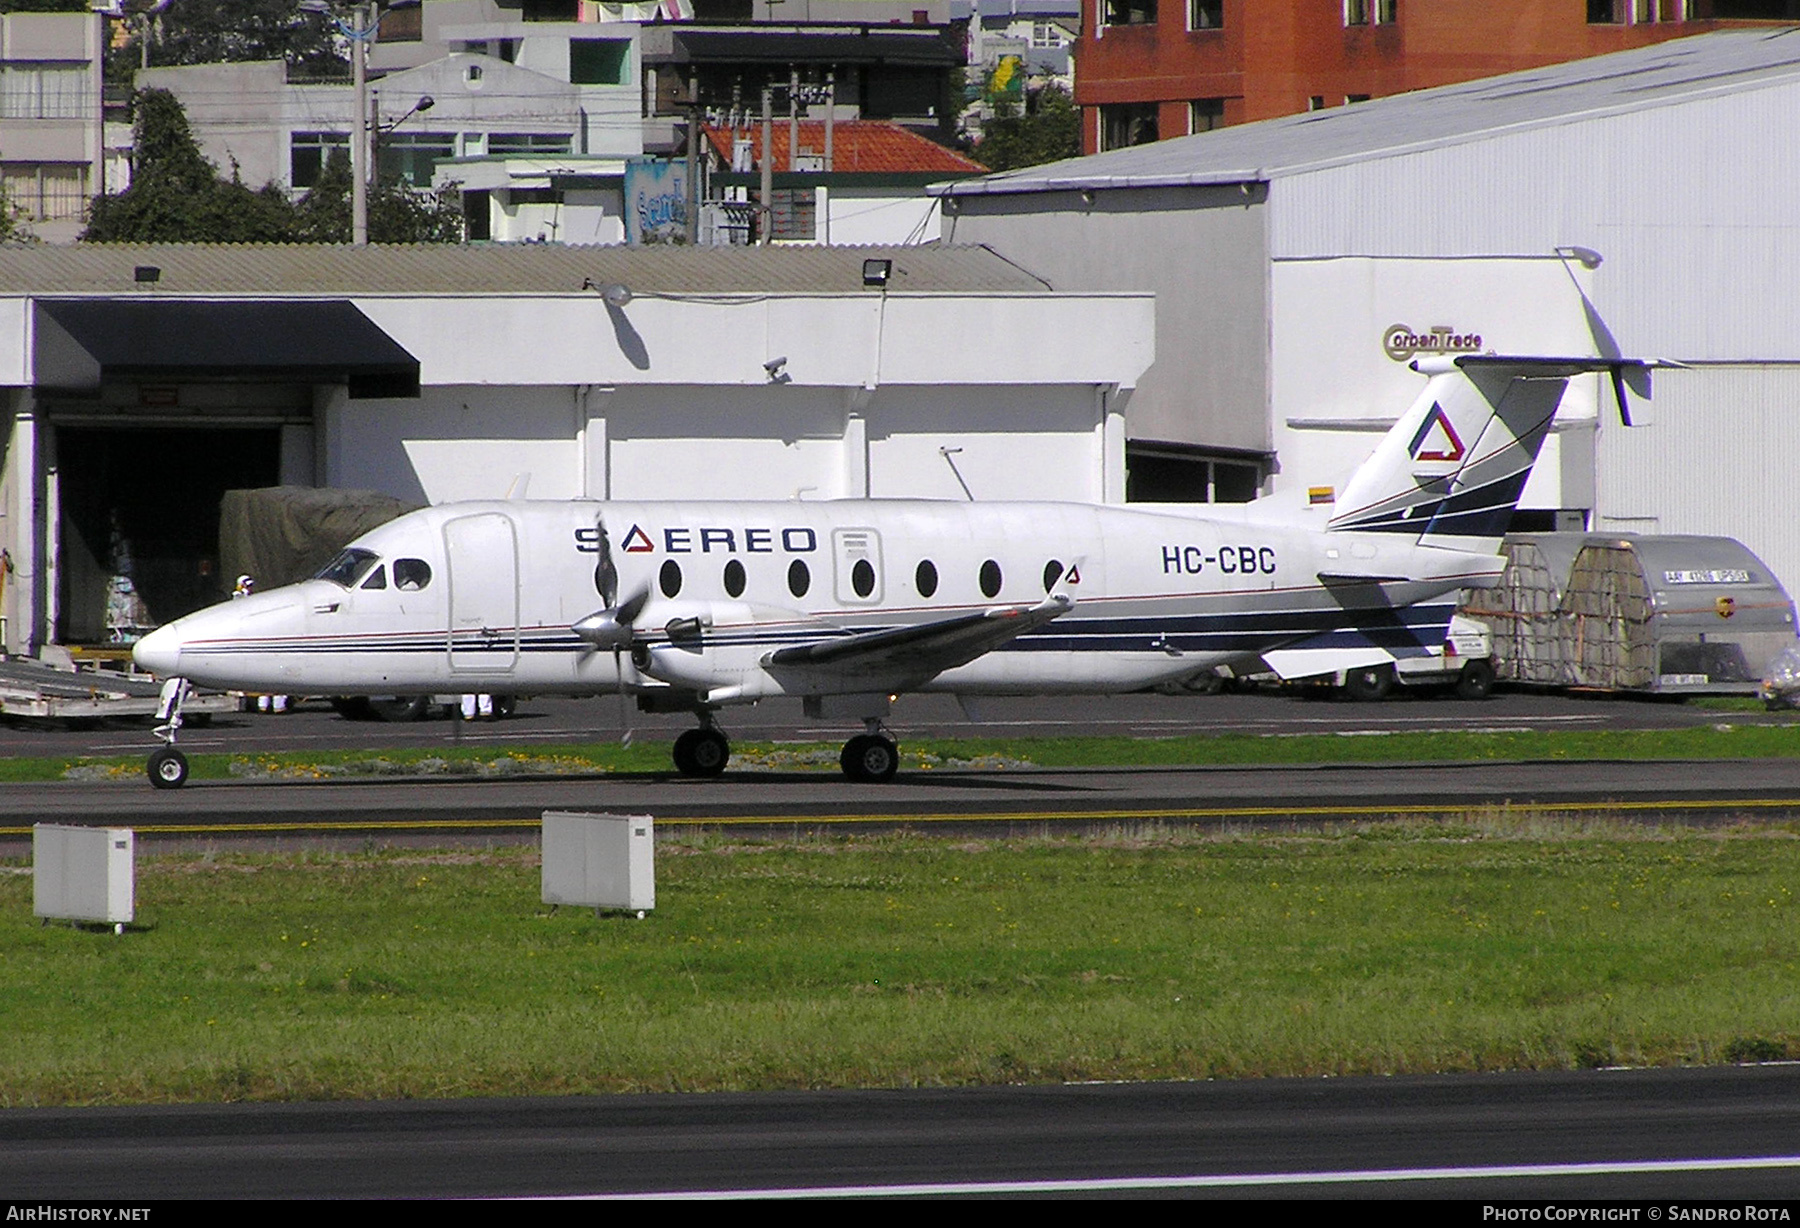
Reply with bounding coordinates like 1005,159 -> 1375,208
33,299 -> 420,399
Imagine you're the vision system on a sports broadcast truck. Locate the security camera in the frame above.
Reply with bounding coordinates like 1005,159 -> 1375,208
763,356 -> 788,373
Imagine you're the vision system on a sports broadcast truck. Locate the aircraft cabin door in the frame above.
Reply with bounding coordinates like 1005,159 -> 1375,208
832,528 -> 884,605
444,511 -> 520,673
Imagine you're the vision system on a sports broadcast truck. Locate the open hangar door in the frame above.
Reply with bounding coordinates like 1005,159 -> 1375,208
55,425 -> 281,644
29,298 -> 420,647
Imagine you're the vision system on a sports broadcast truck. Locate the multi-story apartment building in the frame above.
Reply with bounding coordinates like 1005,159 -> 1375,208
1077,0 -> 1799,154
0,11 -> 129,243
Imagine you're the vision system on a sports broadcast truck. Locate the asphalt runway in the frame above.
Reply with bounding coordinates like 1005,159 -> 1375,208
6,1066 -> 1800,1199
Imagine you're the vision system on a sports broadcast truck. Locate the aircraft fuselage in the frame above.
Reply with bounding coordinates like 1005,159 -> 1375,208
134,498 -> 1495,704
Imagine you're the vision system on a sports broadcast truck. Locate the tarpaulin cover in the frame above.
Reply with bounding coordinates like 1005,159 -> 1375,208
219,486 -> 422,591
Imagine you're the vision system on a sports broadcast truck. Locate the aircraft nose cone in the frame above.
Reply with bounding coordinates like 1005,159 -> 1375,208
132,622 -> 182,676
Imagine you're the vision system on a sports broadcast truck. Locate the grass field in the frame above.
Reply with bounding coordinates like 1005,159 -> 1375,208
5,818 -> 1800,1106
17,718 -> 1800,785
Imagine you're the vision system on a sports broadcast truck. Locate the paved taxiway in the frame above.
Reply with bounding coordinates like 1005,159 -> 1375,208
6,1066 -> 1800,1199
2,690 -> 1796,842
4,756 -> 1800,845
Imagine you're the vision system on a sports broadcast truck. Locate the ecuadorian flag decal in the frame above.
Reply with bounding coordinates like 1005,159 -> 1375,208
1408,402 -> 1466,463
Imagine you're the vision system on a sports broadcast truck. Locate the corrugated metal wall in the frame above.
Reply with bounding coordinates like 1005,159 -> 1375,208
1596,365 -> 1800,595
1269,81 -> 1800,363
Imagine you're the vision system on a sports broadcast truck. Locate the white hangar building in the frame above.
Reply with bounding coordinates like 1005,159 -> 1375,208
940,29 -> 1800,591
0,244 -> 1150,653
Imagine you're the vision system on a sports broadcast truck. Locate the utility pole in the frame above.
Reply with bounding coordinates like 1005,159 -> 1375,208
300,0 -> 378,244
352,1 -> 370,246
759,84 -> 773,245
683,82 -> 699,244
788,66 -> 799,172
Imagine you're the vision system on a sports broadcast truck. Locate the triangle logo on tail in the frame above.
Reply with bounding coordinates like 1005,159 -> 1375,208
1408,402 -> 1465,463
622,525 -> 655,553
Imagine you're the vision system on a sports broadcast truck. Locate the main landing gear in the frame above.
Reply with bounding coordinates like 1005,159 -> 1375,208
840,731 -> 899,783
666,715 -> 901,783
671,722 -> 730,777
146,677 -> 191,789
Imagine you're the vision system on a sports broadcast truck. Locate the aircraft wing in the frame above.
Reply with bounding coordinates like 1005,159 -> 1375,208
763,595 -> 1073,678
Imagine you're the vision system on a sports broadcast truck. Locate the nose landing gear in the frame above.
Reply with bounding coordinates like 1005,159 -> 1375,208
146,677 -> 191,789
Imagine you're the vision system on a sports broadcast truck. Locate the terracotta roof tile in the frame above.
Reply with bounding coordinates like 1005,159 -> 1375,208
702,121 -> 986,175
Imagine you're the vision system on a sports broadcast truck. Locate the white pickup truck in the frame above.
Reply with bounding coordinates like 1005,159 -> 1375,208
1330,615 -> 1497,700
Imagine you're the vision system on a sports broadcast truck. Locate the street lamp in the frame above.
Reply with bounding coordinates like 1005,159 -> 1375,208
370,92 -> 434,195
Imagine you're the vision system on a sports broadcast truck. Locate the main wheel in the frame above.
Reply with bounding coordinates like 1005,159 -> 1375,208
840,734 -> 899,783
369,696 -> 431,723
1454,659 -> 1496,700
147,747 -> 188,790
673,727 -> 729,778
1341,663 -> 1395,702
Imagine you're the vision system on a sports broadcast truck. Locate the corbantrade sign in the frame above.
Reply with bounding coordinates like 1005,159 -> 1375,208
1384,323 -> 1484,362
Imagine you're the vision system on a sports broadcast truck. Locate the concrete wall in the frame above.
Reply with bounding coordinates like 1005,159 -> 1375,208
819,187 -> 943,245
942,182 -> 1268,454
321,290 -> 1148,506
351,291 -> 1152,392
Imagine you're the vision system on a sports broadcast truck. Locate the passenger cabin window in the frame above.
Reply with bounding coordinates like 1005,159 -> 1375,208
660,560 -> 683,598
915,559 -> 938,598
851,559 -> 876,599
724,559 -> 746,598
394,558 -> 432,591
788,559 -> 811,599
979,559 -> 1003,599
1043,560 -> 1065,592
317,548 -> 379,588
361,566 -> 387,590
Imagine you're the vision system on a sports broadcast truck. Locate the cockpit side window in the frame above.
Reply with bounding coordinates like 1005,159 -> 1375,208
394,558 -> 432,591
361,566 -> 388,590
317,548 -> 380,588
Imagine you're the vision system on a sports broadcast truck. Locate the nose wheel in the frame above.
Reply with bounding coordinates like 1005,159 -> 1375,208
840,733 -> 899,783
146,676 -> 193,789
148,746 -> 189,790
672,726 -> 730,777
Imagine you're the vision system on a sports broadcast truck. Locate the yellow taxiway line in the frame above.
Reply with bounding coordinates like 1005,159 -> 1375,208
7,795 -> 1800,838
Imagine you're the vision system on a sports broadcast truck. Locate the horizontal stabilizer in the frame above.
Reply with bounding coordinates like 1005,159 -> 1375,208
1261,646 -> 1399,681
765,595 -> 1073,678
1317,572 -> 1410,586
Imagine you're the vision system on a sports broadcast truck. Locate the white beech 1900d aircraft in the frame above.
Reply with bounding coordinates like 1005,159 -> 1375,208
131,356 -> 1645,788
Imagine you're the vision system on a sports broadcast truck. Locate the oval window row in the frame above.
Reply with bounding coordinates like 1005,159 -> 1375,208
643,557 -> 1067,602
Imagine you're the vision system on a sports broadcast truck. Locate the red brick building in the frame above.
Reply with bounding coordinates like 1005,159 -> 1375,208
1077,0 -> 1799,153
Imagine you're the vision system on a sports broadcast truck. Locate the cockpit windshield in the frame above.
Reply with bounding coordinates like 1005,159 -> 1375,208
315,547 -> 381,588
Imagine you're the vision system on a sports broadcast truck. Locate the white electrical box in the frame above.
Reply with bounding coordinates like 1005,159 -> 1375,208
34,824 -> 134,928
541,812 -> 654,913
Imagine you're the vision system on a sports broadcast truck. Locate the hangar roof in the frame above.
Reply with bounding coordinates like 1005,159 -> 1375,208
0,243 -> 1051,296
941,27 -> 1800,196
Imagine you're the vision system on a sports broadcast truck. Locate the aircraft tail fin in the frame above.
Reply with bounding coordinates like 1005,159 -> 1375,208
1327,357 -> 1646,553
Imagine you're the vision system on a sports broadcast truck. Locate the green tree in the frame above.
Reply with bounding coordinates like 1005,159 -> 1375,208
83,89 -> 299,242
140,0 -> 345,76
293,148 -> 464,244
974,83 -> 1081,173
